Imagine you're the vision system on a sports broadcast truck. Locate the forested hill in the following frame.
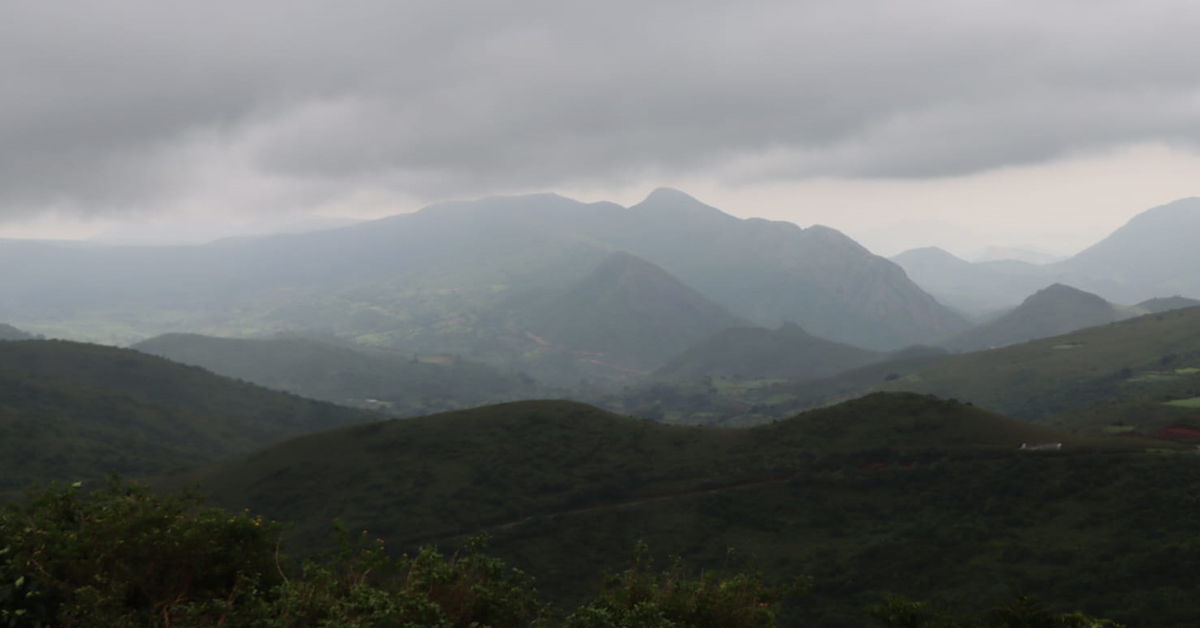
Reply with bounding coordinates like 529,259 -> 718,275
132,332 -> 540,416
184,393 -> 1198,626
0,339 -> 380,496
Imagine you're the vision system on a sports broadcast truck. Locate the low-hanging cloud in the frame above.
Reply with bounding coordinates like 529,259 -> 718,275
2,0 -> 1199,219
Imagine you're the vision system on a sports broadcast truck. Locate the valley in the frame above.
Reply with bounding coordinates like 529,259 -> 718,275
3,192 -> 1200,627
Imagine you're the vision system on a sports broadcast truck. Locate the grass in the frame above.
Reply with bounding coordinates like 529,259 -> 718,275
1164,396 -> 1200,408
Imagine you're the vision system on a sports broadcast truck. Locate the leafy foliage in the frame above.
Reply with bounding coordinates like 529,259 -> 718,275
866,595 -> 1124,628
564,543 -> 807,628
0,481 -> 802,627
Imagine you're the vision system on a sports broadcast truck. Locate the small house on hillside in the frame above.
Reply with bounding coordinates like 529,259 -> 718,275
1019,442 -> 1062,451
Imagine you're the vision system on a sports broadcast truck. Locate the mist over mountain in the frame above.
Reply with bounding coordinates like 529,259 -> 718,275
132,332 -> 540,416
0,323 -> 33,341
938,283 -> 1132,352
653,322 -> 881,382
893,197 -> 1200,316
1133,295 -> 1200,314
510,251 -> 749,372
0,189 -> 966,352
971,245 -> 1064,264
890,247 -> 1050,317
1056,197 -> 1200,302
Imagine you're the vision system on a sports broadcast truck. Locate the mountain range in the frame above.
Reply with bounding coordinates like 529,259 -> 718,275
0,189 -> 966,355
893,197 -> 1200,316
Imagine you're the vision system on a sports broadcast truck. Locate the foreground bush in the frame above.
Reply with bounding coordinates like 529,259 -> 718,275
1,480 -> 1124,627
866,595 -> 1125,628
564,543 -> 807,628
0,480 -> 547,627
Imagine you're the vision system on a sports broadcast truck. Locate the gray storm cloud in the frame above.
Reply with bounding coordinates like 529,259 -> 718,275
2,0 -> 1199,218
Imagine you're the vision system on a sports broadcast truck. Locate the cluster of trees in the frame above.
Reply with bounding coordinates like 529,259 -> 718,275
0,480 -> 1123,627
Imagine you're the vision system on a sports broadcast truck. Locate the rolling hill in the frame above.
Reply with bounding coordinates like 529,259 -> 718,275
1133,295 -> 1200,314
185,394 -> 1195,627
937,283 -> 1134,352
132,332 -> 542,416
0,340 -> 380,496
652,322 -> 881,382
511,251 -> 750,371
880,305 -> 1200,424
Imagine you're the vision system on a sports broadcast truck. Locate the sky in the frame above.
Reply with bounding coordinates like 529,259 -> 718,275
2,0 -> 1198,256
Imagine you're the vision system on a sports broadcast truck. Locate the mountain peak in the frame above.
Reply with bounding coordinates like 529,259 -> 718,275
1026,283 -> 1109,307
632,188 -> 731,219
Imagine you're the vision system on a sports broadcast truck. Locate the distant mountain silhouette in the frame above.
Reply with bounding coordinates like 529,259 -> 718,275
891,247 -> 1051,317
0,323 -> 33,341
1133,296 -> 1200,314
653,322 -> 880,382
1056,197 -> 1200,302
0,189 -> 966,352
514,251 -> 749,370
894,198 -> 1200,314
939,283 -> 1132,352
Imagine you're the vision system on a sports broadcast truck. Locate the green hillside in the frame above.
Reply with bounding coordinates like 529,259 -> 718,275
882,305 -> 1200,424
938,283 -> 1133,352
653,323 -> 881,382
133,332 -> 541,416
514,251 -> 749,372
187,394 -> 1195,627
0,340 -> 380,496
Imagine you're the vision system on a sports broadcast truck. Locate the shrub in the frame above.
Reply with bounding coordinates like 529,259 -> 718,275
563,543 -> 808,628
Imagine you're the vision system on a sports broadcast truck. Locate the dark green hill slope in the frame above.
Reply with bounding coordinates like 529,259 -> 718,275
194,395 -> 1107,550
514,252 -> 749,371
189,394 -> 1196,627
938,283 -> 1132,352
0,340 -> 379,496
653,322 -> 881,382
133,332 -> 539,416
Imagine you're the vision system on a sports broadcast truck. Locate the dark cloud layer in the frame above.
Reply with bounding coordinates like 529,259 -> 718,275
3,0 -> 1199,218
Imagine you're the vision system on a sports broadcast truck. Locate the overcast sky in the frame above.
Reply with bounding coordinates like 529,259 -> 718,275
3,0 -> 1198,255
